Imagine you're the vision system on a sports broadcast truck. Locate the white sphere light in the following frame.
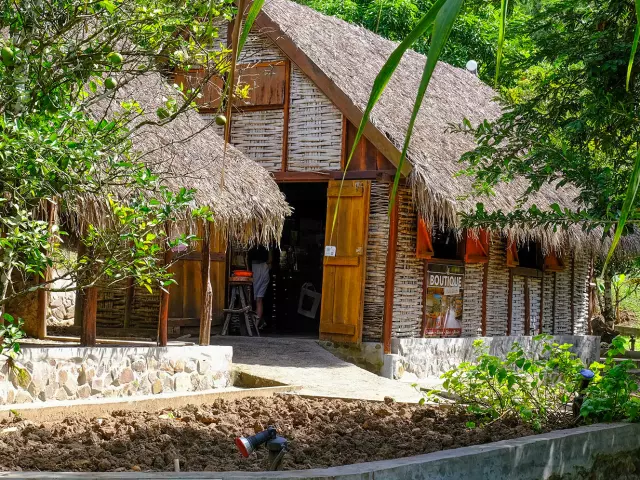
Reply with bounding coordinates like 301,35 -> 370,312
466,59 -> 478,75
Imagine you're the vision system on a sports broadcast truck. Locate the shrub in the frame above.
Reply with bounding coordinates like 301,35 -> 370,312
431,335 -> 584,430
580,336 -> 640,422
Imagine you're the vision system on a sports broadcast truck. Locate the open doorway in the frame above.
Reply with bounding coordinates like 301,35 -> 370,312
265,182 -> 327,336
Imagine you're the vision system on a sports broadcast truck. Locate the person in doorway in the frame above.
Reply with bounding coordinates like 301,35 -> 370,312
249,245 -> 270,329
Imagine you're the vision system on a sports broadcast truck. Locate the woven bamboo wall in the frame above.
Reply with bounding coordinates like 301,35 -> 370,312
573,253 -> 590,335
461,264 -> 483,337
486,234 -> 509,336
511,275 -> 526,335
96,280 -> 126,328
553,254 -> 574,335
129,287 -> 161,330
362,182 -> 390,342
529,277 -> 542,334
391,187 -> 424,338
542,271 -> 555,333
238,32 -> 285,64
287,66 -> 343,172
230,110 -> 284,171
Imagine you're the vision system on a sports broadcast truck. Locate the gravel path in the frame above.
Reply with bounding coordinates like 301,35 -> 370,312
209,336 -> 423,403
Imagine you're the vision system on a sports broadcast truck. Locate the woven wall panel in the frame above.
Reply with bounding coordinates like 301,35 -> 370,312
573,253 -> 590,335
554,254 -> 574,335
231,110 -> 284,171
392,187 -> 424,338
287,67 -> 343,172
363,182 -> 390,342
462,263 -> 483,337
529,277 -> 542,334
96,279 -> 126,328
511,275 -> 526,335
542,271 -> 555,334
238,32 -> 284,64
486,234 -> 509,336
129,286 -> 161,329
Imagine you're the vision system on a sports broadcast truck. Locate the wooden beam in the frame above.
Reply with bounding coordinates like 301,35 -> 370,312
36,200 -> 57,339
254,14 -> 410,177
382,192 -> 399,354
80,286 -> 98,346
420,261 -> 429,337
481,261 -> 488,336
273,171 -> 331,182
524,276 -> 531,336
157,223 -> 173,347
329,170 -> 397,181
199,223 -> 213,346
281,59 -> 291,172
507,269 -> 513,336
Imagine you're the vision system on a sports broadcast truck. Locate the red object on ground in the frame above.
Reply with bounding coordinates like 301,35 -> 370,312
235,437 -> 251,457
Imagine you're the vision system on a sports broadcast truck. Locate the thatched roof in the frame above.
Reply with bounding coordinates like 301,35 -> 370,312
81,72 -> 290,245
258,0 -> 637,254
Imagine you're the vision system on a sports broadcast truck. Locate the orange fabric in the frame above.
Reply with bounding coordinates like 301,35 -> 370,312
416,218 -> 434,259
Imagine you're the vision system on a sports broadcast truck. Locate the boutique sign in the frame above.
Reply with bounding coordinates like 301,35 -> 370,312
428,272 -> 463,296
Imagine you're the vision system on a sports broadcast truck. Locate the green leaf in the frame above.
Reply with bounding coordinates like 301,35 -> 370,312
237,0 -> 265,59
328,0 -> 449,241
627,0 -> 640,91
390,0 -> 464,212
602,149 -> 640,276
495,0 -> 508,88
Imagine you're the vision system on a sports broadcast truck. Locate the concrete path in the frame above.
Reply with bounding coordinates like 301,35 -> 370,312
209,336 -> 423,403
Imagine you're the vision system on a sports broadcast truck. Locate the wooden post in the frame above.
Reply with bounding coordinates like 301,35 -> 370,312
281,59 -> 291,172
481,261 -> 489,336
420,261 -> 429,337
80,286 -> 98,346
507,269 -> 513,336
36,200 -> 57,339
123,277 -> 135,330
539,270 -> 546,335
382,192 -> 399,354
570,251 -> 576,334
157,223 -> 173,347
199,222 -> 213,346
524,276 -> 531,336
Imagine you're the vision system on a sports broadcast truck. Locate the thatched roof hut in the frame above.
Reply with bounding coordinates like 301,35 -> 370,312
80,72 -> 290,245
258,0 -> 635,254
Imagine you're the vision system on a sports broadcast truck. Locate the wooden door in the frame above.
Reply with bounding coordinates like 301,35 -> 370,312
168,222 -> 227,330
320,180 -> 370,343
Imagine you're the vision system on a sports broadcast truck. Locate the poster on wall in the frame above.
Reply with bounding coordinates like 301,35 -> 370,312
423,268 -> 464,337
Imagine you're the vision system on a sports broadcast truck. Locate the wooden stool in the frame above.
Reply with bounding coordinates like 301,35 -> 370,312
221,277 -> 259,337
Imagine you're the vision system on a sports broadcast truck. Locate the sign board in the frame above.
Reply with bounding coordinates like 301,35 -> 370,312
324,246 -> 336,257
427,272 -> 463,289
443,286 -> 460,296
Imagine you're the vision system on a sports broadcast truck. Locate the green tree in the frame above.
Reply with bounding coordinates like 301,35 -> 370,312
0,0 -> 234,331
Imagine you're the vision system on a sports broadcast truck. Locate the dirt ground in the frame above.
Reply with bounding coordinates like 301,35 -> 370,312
0,395 -> 563,473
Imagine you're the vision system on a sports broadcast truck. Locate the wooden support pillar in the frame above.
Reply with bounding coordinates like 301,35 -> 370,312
199,222 -> 213,346
481,261 -> 489,336
539,270 -> 546,335
507,269 -> 513,336
80,286 -> 98,346
524,276 -> 531,336
157,222 -> 172,347
123,277 -> 134,330
36,200 -> 57,339
382,193 -> 399,354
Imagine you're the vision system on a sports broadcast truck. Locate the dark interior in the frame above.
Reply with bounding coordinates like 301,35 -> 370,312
432,227 -> 461,260
264,182 -> 328,336
517,240 -> 543,269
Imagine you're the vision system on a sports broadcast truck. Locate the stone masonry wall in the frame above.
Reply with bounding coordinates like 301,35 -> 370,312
0,345 -> 232,405
461,264 -> 483,337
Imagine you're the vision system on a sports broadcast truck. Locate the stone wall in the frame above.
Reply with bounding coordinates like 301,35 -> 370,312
392,335 -> 600,379
0,345 -> 232,405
